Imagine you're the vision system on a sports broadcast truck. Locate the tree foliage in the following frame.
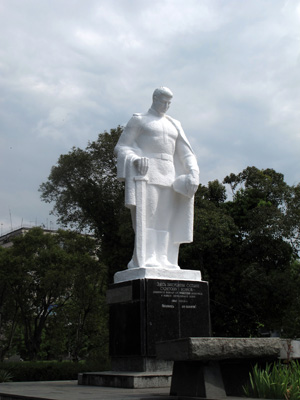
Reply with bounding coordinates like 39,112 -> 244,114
0,247 -> 19,361
0,228 -> 107,361
209,167 -> 300,336
39,127 -> 133,280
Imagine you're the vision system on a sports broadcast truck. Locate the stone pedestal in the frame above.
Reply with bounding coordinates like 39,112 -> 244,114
79,276 -> 210,388
108,278 -> 211,369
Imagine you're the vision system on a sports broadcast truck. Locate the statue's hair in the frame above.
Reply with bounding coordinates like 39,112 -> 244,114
152,87 -> 173,100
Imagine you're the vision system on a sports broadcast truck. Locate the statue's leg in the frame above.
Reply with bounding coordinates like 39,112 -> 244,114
127,206 -> 138,269
145,184 -> 159,229
156,230 -> 180,269
130,205 -> 136,233
167,241 -> 180,266
133,176 -> 149,267
144,185 -> 159,267
146,185 -> 180,269
145,228 -> 160,267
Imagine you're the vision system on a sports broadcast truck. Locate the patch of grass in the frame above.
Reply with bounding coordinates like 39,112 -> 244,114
243,360 -> 300,399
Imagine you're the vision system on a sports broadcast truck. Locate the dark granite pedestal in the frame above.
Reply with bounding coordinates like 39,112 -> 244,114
79,277 -> 210,388
109,278 -> 211,368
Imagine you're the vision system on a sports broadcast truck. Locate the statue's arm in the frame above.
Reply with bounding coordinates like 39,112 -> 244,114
115,116 -> 140,157
114,116 -> 149,177
176,134 -> 200,197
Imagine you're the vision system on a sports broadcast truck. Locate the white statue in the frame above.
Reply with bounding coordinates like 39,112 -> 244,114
114,87 -> 199,272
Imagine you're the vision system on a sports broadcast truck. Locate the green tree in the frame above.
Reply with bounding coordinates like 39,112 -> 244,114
0,247 -> 20,361
180,181 -> 248,336
220,167 -> 300,336
223,167 -> 299,268
281,259 -> 300,337
54,231 -> 108,362
180,181 -> 237,274
181,169 -> 300,337
39,127 -> 132,281
2,228 -> 105,360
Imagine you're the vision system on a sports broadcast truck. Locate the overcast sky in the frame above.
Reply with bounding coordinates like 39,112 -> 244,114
0,0 -> 299,234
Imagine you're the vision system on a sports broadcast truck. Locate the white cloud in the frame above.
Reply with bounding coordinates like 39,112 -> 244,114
0,0 -> 300,233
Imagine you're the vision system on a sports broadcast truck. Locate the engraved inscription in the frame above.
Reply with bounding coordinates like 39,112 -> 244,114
153,281 -> 203,308
146,279 -> 211,351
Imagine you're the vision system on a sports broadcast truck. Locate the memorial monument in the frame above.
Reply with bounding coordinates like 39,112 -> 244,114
113,86 -> 204,283
79,88 -> 211,388
78,87 -> 299,399
79,89 -> 296,395
114,86 -> 199,275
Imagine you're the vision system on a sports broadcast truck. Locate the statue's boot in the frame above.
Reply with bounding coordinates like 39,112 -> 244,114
128,238 -> 139,269
145,228 -> 160,267
156,230 -> 180,269
127,258 -> 138,269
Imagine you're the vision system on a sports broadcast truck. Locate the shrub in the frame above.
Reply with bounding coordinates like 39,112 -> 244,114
0,359 -> 110,382
0,369 -> 13,383
243,360 -> 300,399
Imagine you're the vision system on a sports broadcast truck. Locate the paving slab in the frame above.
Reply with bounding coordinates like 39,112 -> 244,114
0,381 -> 168,400
0,380 -> 258,400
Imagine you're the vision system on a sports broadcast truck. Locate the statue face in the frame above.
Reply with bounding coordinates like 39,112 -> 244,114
153,94 -> 172,115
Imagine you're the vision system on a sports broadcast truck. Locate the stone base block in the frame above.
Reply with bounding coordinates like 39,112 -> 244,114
78,371 -> 172,388
111,356 -> 172,372
114,267 -> 202,284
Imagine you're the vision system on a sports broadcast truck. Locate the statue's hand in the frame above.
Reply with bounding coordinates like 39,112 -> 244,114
186,173 -> 199,198
134,157 -> 149,175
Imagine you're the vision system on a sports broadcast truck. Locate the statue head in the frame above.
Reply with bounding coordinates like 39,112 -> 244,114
152,87 -> 173,115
